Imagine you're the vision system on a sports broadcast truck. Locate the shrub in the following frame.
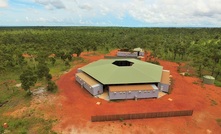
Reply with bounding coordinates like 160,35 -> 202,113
214,80 -> 221,87
47,81 -> 57,92
0,126 -> 4,134
192,81 -> 199,84
184,72 -> 191,76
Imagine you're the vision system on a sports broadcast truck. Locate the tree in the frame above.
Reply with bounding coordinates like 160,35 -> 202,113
20,68 -> 37,94
36,63 -> 50,79
207,40 -> 221,76
73,45 -> 83,57
46,73 -> 52,81
60,54 -> 67,61
47,80 -> 57,92
50,57 -> 56,66
188,41 -> 210,77
65,61 -> 70,67
67,54 -> 72,62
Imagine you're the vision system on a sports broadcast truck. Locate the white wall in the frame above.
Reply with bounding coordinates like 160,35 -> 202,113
109,84 -> 159,100
75,75 -> 103,96
117,51 -> 138,57
158,83 -> 170,93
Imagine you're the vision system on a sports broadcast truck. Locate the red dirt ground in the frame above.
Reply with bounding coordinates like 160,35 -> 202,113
53,50 -> 221,134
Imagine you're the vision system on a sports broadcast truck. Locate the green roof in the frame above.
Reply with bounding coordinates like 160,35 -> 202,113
81,59 -> 163,85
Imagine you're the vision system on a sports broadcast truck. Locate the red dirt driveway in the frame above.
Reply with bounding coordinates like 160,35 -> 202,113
53,50 -> 221,134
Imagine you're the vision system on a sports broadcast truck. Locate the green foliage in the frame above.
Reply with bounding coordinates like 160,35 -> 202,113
47,81 -> 57,92
73,45 -> 83,57
184,72 -> 191,76
0,126 -> 4,133
60,54 -> 67,61
67,54 -> 72,62
0,117 -> 57,134
0,27 -> 221,81
36,63 -> 50,79
214,80 -> 221,87
46,73 -> 52,81
192,81 -> 199,84
65,61 -> 70,67
20,68 -> 37,93
50,57 -> 56,66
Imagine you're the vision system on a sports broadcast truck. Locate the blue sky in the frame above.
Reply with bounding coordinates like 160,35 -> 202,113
0,0 -> 221,27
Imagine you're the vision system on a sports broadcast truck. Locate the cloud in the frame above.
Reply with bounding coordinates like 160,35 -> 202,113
78,3 -> 93,10
126,0 -> 221,26
1,0 -> 221,26
0,0 -> 8,8
34,0 -> 65,9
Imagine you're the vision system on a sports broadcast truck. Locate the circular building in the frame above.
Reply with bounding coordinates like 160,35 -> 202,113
75,59 -> 171,100
203,75 -> 215,85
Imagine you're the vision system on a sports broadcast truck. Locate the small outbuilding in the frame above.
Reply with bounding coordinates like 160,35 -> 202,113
117,47 -> 145,58
203,75 -> 215,85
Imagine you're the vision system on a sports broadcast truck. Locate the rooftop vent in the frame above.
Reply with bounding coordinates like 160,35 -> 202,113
112,60 -> 134,67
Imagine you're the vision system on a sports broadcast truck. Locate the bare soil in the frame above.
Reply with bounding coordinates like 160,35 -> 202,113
50,50 -> 221,134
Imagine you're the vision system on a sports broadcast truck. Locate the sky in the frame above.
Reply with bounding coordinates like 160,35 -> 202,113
0,0 -> 221,27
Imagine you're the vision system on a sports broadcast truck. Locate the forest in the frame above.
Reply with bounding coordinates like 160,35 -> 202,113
0,27 -> 221,82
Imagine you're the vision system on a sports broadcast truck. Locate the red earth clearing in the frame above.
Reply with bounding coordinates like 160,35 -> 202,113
52,50 -> 221,134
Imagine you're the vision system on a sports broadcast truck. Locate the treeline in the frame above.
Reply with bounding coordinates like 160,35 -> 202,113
0,27 -> 221,79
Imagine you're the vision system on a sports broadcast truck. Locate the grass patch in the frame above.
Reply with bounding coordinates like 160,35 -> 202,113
0,116 -> 57,134
0,55 -> 85,134
48,58 -> 69,75
0,68 -> 21,82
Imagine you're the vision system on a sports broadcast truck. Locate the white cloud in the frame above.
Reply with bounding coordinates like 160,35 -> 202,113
126,0 -> 221,26
1,0 -> 221,26
34,0 -> 65,9
0,0 -> 8,8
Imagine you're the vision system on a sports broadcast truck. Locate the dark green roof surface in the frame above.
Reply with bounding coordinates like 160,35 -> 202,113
81,59 -> 163,85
